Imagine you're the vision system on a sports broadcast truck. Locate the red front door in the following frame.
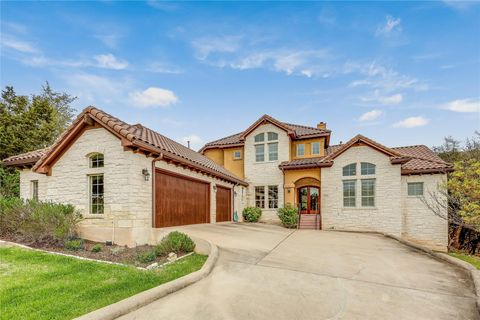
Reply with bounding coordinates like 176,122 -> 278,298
298,186 -> 320,214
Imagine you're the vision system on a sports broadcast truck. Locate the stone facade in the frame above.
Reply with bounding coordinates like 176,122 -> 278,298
243,123 -> 290,222
18,127 -> 244,247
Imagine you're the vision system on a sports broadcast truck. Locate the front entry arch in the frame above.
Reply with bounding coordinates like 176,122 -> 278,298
298,186 -> 320,214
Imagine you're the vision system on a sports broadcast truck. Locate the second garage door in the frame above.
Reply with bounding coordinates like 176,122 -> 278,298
216,186 -> 232,222
155,169 -> 210,228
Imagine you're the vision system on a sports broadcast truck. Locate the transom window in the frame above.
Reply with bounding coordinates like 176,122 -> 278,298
233,150 -> 242,160
408,182 -> 424,196
90,153 -> 104,168
254,132 -> 278,162
31,180 -> 38,201
89,174 -> 104,214
343,180 -> 356,207
255,186 -> 265,208
361,179 -> 375,207
296,144 -> 305,156
312,142 -> 320,155
268,185 -> 278,209
361,162 -> 376,175
342,163 -> 356,176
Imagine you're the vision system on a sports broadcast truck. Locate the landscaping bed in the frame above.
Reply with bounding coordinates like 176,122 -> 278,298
0,246 -> 207,320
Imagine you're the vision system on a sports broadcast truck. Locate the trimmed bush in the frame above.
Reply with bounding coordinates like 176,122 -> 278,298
277,203 -> 298,228
91,244 -> 102,253
137,250 -> 156,264
242,207 -> 262,222
64,238 -> 84,251
155,231 -> 195,256
0,198 -> 82,245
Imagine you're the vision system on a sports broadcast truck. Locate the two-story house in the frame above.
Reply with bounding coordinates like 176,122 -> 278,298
200,114 -> 452,251
4,108 -> 452,251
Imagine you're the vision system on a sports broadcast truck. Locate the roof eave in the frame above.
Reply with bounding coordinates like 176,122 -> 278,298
401,167 -> 454,175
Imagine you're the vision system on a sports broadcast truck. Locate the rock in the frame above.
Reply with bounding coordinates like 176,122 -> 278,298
167,252 -> 177,262
146,262 -> 158,270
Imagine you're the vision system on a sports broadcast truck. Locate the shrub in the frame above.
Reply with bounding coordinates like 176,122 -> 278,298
155,231 -> 195,256
137,250 -> 156,264
242,207 -> 262,222
64,238 -> 84,251
277,203 -> 298,228
0,198 -> 82,245
91,244 -> 102,253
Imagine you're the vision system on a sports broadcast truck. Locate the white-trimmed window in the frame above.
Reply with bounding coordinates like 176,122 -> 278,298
268,185 -> 278,209
255,132 -> 278,162
90,153 -> 104,168
312,141 -> 320,155
408,182 -> 424,196
296,144 -> 305,156
233,150 -> 242,160
342,163 -> 356,176
361,162 -> 376,175
31,180 -> 38,201
361,179 -> 375,207
255,186 -> 265,208
343,180 -> 356,207
89,174 -> 104,214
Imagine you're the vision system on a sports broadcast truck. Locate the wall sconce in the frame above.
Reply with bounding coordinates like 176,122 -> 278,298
213,185 -> 217,192
234,191 -> 237,197
142,168 -> 150,181
287,188 -> 292,193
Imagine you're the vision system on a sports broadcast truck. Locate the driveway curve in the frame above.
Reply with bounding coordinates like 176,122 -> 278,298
119,223 -> 478,320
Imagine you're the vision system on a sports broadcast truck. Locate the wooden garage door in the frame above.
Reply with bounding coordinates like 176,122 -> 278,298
155,169 -> 210,228
216,186 -> 232,222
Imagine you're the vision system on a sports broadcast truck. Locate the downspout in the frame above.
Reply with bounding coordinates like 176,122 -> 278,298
151,153 -> 164,228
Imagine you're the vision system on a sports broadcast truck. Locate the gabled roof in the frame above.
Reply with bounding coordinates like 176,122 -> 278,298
200,114 -> 331,152
7,107 -> 247,186
279,134 -> 453,175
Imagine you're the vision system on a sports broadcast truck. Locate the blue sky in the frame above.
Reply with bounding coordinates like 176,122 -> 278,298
1,1 -> 479,150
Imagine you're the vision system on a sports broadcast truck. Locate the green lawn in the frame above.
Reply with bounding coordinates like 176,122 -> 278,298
449,252 -> 480,269
0,247 -> 207,320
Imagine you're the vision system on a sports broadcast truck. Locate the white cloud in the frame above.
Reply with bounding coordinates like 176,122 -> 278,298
441,98 -> 480,113
192,36 -> 242,60
361,89 -> 403,105
393,116 -> 429,128
130,87 -> 178,108
179,134 -> 203,150
1,34 -> 38,53
376,15 -> 402,37
94,53 -> 128,70
149,62 -> 184,74
358,110 -> 383,122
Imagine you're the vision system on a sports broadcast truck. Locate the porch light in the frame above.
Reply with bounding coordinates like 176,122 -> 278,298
213,185 -> 217,192
234,191 -> 237,197
142,168 -> 150,181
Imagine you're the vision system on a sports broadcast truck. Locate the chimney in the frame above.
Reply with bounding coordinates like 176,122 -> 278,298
317,122 -> 326,130
187,140 -> 191,149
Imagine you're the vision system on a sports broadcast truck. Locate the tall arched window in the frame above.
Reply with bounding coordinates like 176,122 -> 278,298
342,163 -> 356,176
89,153 -> 104,168
254,132 -> 278,162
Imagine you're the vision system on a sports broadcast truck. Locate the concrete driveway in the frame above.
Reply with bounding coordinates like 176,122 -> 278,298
120,223 -> 478,320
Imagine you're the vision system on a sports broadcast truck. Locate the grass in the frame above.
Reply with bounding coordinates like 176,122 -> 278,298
0,247 -> 207,320
449,252 -> 480,269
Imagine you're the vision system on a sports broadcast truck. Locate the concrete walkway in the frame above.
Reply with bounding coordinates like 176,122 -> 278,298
119,223 -> 478,320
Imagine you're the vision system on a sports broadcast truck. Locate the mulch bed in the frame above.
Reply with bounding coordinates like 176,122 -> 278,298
0,235 -> 186,268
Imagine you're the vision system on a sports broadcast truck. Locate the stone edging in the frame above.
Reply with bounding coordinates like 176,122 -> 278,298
74,238 -> 218,320
382,234 -> 480,313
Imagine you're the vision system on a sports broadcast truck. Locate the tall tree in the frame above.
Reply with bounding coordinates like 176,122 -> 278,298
0,83 -> 76,197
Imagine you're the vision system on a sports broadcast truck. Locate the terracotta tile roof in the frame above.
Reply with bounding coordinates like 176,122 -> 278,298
2,148 -> 49,166
200,115 -> 331,151
279,136 -> 453,175
22,107 -> 247,185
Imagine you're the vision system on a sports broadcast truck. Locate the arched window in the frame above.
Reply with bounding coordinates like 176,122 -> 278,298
254,132 -> 279,162
342,163 -> 356,176
361,162 -> 376,175
89,153 -> 104,168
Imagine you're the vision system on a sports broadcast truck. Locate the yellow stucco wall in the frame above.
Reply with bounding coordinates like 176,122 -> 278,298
283,168 -> 321,205
291,138 -> 325,160
203,149 -> 224,165
203,147 -> 244,179
223,147 -> 245,179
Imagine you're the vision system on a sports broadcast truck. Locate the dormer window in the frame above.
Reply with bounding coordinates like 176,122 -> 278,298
90,153 -> 104,168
